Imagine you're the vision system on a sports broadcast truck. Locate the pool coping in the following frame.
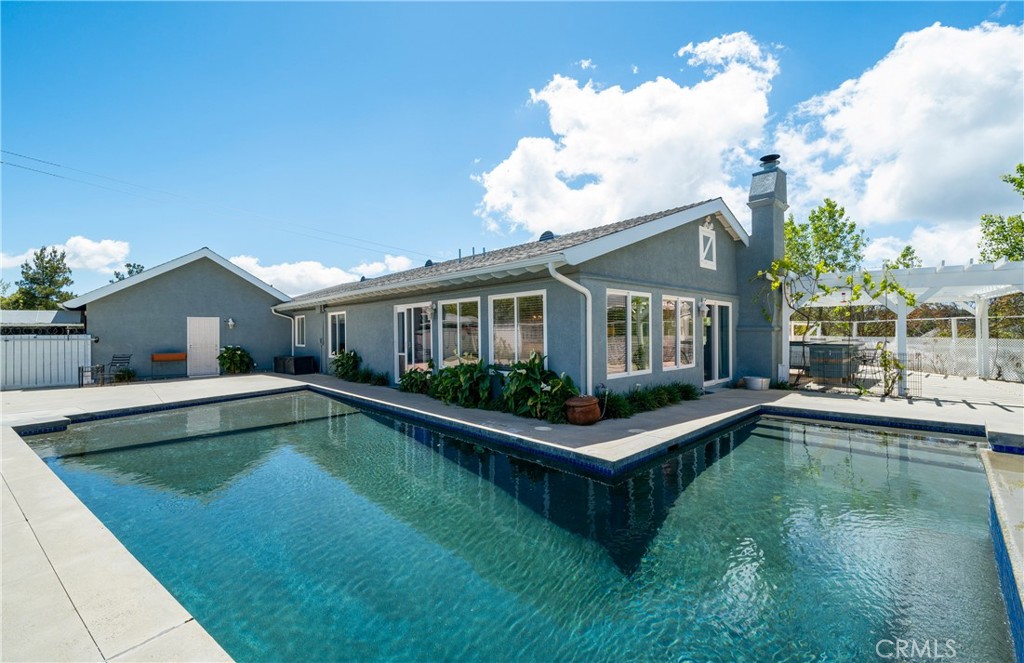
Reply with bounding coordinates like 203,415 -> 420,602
3,376 -> 1023,661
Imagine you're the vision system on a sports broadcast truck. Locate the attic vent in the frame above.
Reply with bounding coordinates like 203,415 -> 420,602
539,230 -> 556,242
425,259 -> 433,267
360,275 -> 366,282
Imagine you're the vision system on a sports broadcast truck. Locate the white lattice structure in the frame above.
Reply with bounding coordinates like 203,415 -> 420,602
781,260 -> 1024,395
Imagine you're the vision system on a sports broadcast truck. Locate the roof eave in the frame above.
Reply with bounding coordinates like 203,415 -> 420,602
275,254 -> 567,312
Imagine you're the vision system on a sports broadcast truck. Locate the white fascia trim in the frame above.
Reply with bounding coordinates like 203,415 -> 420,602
561,199 -> 748,266
277,256 -> 564,311
63,247 -> 290,309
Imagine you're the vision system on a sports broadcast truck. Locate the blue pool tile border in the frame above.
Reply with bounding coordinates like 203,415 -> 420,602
758,405 -> 988,438
991,498 -> 1024,663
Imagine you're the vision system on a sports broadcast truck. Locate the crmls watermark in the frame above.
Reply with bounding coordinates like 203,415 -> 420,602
875,638 -> 958,659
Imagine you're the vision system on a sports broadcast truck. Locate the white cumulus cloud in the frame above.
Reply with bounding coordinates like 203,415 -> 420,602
1,236 -> 130,274
230,254 -> 413,296
475,31 -> 778,236
577,59 -> 596,70
777,22 -> 1023,229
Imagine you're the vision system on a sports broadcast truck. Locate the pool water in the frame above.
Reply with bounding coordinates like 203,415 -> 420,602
29,392 -> 1013,662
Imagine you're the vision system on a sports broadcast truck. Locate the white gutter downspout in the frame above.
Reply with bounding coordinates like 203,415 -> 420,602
271,309 -> 295,356
547,262 -> 593,395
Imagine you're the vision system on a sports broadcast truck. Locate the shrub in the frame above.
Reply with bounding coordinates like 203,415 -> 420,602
217,346 -> 254,374
356,368 -> 374,384
399,367 -> 433,394
678,382 -> 700,400
500,352 -> 579,423
370,371 -> 390,386
330,350 -> 362,381
431,361 -> 492,409
602,392 -> 634,419
600,381 -> 699,419
113,367 -> 137,384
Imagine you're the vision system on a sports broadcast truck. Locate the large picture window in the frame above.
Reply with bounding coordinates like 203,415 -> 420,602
662,297 -> 695,369
328,312 -> 346,356
440,298 -> 480,366
489,292 -> 545,366
294,315 -> 306,347
607,290 -> 651,377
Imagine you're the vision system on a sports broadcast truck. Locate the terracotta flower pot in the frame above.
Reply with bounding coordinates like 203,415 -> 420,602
565,395 -> 601,425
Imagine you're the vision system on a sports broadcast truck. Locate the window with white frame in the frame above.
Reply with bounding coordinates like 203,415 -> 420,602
328,312 -> 346,356
662,296 -> 696,369
607,290 -> 651,376
699,220 -> 716,270
440,298 -> 480,366
490,292 -> 545,366
294,315 -> 306,347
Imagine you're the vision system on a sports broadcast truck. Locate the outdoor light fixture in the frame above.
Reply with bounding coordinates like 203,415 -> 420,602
227,318 -> 235,329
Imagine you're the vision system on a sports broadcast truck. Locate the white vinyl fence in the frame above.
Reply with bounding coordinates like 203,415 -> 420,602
1,335 -> 93,390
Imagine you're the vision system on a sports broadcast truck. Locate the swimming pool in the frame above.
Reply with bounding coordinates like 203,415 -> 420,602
28,391 -> 1014,661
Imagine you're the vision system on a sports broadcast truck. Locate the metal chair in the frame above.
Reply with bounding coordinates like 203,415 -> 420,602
108,354 -> 133,375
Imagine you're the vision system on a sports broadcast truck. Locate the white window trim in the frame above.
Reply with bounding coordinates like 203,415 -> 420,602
699,222 -> 717,270
438,297 -> 481,365
662,295 -> 697,371
487,290 -> 547,368
606,289 -> 653,379
294,315 -> 306,347
327,311 -> 347,357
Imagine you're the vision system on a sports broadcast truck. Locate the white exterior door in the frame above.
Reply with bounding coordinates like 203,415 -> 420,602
187,317 -> 220,377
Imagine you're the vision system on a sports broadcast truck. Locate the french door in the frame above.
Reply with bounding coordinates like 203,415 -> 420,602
394,303 -> 433,382
702,301 -> 732,385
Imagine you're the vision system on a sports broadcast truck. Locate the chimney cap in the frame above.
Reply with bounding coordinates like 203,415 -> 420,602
759,154 -> 780,164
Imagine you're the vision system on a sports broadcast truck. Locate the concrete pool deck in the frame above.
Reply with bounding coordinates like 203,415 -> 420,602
2,373 -> 1022,661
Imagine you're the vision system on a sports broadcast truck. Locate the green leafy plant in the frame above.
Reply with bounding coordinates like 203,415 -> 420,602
356,368 -> 374,384
600,381 -> 700,419
602,392 -> 635,419
431,360 -> 492,408
217,346 -> 254,374
370,371 -> 390,386
500,352 -> 579,423
113,367 -> 137,384
330,350 -> 362,380
877,343 -> 905,397
399,367 -> 433,394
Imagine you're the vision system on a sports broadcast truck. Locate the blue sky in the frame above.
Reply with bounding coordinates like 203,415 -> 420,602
2,2 -> 1022,297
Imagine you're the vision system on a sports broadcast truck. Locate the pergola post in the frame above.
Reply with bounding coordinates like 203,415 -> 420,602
896,296 -> 909,396
975,297 -> 990,378
780,286 -> 793,383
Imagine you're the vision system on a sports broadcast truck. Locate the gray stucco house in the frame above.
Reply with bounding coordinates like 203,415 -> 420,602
275,157 -> 788,395
62,247 -> 292,378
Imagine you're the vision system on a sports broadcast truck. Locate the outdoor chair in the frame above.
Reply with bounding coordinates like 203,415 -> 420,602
108,354 -> 133,374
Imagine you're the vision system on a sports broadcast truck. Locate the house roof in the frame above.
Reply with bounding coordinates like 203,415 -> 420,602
0,309 -> 84,327
61,247 -> 290,310
277,198 -> 747,311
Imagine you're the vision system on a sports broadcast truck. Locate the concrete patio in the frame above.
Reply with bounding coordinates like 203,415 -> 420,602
2,373 -> 1021,661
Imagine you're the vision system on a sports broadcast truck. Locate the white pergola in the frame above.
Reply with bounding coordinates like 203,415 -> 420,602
782,259 -> 1024,394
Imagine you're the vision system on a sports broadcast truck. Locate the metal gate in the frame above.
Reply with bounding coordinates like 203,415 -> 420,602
1,334 -> 93,390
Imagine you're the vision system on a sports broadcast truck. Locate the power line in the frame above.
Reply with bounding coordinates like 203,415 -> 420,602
2,151 -> 442,259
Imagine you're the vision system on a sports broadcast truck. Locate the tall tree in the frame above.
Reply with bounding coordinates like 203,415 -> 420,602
110,262 -> 145,283
979,164 -> 1024,345
1,246 -> 76,309
979,163 -> 1024,262
785,198 -> 867,273
885,245 -> 922,270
